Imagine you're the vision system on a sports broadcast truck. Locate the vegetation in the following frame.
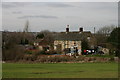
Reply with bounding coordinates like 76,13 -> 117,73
95,26 -> 119,57
95,25 -> 115,46
2,63 -> 118,78
2,25 -> 119,62
107,27 -> 120,57
20,38 -> 29,45
6,54 -> 116,63
85,54 -> 115,58
81,39 -> 89,55
108,27 -> 120,49
36,33 -> 44,39
2,32 -> 35,61
40,30 -> 54,45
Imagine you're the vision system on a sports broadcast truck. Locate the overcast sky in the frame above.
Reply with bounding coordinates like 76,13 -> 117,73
2,2 -> 118,32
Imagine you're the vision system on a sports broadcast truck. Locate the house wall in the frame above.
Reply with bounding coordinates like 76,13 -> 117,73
54,40 -> 82,55
38,46 -> 43,51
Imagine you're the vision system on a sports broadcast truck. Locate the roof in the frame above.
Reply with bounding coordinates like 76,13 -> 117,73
53,31 -> 92,41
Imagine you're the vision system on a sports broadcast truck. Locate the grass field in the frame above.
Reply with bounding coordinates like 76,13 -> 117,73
2,62 -> 118,78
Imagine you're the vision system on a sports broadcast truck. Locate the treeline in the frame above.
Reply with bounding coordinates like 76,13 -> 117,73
2,32 -> 34,61
2,30 -> 54,61
2,25 -> 120,61
95,26 -> 120,57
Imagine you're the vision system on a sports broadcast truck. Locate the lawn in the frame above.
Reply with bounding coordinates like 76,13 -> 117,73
2,62 -> 118,78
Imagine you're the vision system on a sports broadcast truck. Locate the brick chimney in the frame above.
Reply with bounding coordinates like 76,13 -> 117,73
79,27 -> 83,33
66,25 -> 69,33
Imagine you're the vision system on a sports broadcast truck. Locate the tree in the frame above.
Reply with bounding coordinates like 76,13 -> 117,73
95,25 -> 116,46
36,33 -> 44,39
81,39 -> 89,55
2,31 -> 25,61
20,38 -> 29,45
108,27 -> 120,49
40,30 -> 54,45
97,25 -> 115,36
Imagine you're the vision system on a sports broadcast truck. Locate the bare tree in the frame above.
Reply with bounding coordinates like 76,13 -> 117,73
2,31 -> 25,61
40,30 -> 54,44
97,25 -> 115,36
95,25 -> 116,46
23,20 -> 30,32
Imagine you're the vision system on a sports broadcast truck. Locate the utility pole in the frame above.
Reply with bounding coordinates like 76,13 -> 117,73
94,27 -> 95,34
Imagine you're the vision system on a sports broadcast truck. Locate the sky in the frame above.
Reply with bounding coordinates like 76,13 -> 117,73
2,0 -> 120,2
2,2 -> 118,32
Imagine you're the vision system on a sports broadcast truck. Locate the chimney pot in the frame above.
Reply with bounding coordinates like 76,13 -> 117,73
79,27 -> 83,32
66,25 -> 69,33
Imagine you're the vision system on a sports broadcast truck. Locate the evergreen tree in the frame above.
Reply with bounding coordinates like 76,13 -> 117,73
108,27 -> 120,49
81,40 -> 89,55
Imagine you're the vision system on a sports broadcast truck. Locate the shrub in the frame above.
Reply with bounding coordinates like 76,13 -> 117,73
36,55 -> 75,63
46,50 -> 57,55
25,50 -> 33,54
2,45 -> 25,61
23,54 -> 37,61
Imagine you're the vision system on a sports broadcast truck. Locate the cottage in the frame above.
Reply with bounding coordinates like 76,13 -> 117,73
53,25 -> 97,55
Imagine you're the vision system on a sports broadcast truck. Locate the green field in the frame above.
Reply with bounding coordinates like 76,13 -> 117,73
2,62 -> 118,78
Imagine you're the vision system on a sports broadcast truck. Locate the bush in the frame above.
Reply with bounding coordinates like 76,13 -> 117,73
36,55 -> 75,63
2,45 -> 25,61
25,50 -> 33,54
23,54 -> 37,61
46,50 -> 57,55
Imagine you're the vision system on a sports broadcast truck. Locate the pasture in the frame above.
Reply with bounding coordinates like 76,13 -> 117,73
2,62 -> 118,78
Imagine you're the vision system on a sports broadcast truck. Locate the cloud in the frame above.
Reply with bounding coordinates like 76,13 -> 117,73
2,0 -> 119,2
18,15 -> 58,19
45,3 -> 74,7
2,3 -> 16,8
2,2 -> 30,9
12,11 -> 22,14
2,2 -> 74,10
2,2 -> 117,32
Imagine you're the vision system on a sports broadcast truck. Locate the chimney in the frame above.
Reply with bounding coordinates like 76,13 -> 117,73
66,25 -> 69,33
79,27 -> 83,32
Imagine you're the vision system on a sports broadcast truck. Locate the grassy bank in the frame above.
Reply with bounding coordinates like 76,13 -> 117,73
2,62 -> 118,78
